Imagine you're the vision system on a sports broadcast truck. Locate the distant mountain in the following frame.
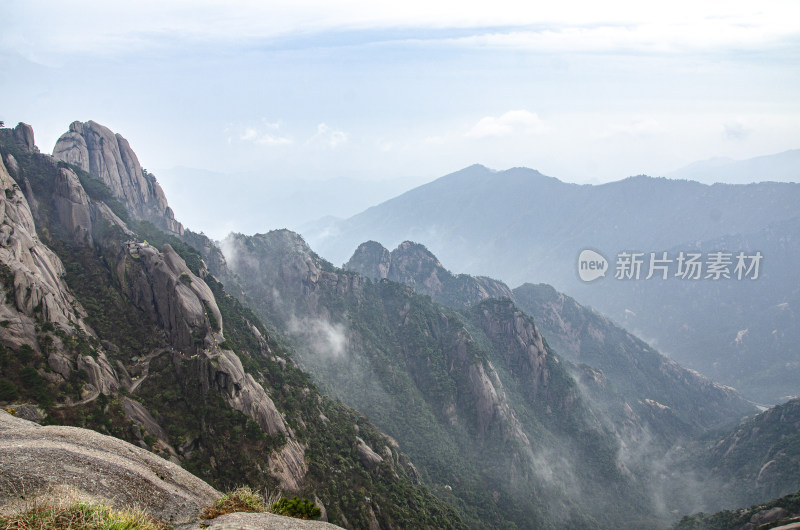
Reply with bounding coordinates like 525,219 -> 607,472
586,216 -> 800,404
304,164 -> 800,404
342,239 -> 800,517
666,149 -> 800,184
345,241 -> 754,434
213,229 -> 776,527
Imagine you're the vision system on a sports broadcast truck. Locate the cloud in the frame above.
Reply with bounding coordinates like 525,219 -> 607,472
723,120 -> 752,141
465,110 -> 548,139
309,123 -> 348,148
230,122 -> 292,146
7,1 -> 796,61
288,316 -> 349,359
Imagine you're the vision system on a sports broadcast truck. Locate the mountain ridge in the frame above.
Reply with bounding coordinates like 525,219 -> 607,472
0,121 -> 465,529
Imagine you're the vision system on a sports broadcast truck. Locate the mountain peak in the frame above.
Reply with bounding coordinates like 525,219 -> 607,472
52,120 -> 183,235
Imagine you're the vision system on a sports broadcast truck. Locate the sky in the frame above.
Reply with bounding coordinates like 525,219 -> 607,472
2,0 -> 800,235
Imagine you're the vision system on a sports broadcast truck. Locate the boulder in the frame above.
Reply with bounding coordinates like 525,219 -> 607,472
0,411 -> 219,525
175,511 -> 342,529
355,437 -> 383,470
12,123 -> 37,153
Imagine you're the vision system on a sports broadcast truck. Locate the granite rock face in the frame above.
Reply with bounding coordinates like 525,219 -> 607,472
346,240 -> 514,308
12,123 -> 38,153
0,410 -> 219,525
118,242 -> 220,352
52,121 -> 183,235
0,156 -> 86,344
117,240 -> 288,439
53,166 -> 93,245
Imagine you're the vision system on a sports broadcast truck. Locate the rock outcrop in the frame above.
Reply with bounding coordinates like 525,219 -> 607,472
0,156 -> 86,344
12,123 -> 37,153
118,242 -> 221,352
118,240 -> 288,437
176,512 -> 342,529
0,410 -> 219,524
198,347 -> 287,436
346,240 -> 513,308
52,121 -> 183,235
52,166 -> 93,245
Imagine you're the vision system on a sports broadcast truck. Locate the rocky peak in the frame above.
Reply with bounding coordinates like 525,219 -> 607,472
52,121 -> 183,235
345,240 -> 391,279
12,123 -> 38,153
345,240 -> 513,308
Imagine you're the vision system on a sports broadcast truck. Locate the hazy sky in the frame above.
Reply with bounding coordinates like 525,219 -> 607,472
2,0 -> 799,188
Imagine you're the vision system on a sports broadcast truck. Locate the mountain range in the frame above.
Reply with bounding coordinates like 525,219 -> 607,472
665,149 -> 800,184
1,120 -> 798,529
303,164 -> 800,405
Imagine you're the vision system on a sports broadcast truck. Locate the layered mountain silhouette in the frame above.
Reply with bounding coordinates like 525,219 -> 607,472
1,121 -> 798,529
304,164 -> 800,404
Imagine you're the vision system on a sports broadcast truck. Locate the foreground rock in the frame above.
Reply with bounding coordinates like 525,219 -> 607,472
0,411 -> 343,529
176,512 -> 342,529
0,410 -> 218,525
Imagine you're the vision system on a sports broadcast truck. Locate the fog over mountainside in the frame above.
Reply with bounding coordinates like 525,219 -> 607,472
1,120 -> 798,529
304,163 -> 800,404
0,122 -> 464,529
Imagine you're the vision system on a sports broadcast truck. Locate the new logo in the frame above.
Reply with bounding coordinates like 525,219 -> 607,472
578,249 -> 608,282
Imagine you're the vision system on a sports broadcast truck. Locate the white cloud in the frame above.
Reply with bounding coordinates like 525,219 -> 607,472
6,0 -> 798,60
310,123 -> 348,148
233,122 -> 292,146
724,120 -> 753,141
465,110 -> 548,139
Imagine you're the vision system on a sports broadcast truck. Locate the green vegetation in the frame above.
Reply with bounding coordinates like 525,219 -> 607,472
0,380 -> 18,401
0,500 -> 170,530
675,489 -> 800,529
270,497 -> 321,520
202,486 -> 265,519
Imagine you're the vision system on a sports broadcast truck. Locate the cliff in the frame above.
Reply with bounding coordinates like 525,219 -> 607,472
52,121 -> 183,235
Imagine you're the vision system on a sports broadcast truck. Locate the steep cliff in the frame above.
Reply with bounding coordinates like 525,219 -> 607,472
52,121 -> 183,235
346,240 -> 513,308
223,229 -> 659,528
0,122 -> 465,529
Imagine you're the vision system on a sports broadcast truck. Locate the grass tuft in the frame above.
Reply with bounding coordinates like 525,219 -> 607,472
0,500 -> 170,529
201,486 -> 265,520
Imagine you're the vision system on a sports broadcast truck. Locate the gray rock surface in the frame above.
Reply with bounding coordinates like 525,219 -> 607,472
120,242 -> 219,352
355,437 -> 383,470
77,353 -> 120,395
52,121 -> 183,235
176,511 -> 342,529
53,166 -> 93,245
0,411 -> 219,525
0,156 -> 88,346
12,122 -> 37,153
119,241 -> 288,438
